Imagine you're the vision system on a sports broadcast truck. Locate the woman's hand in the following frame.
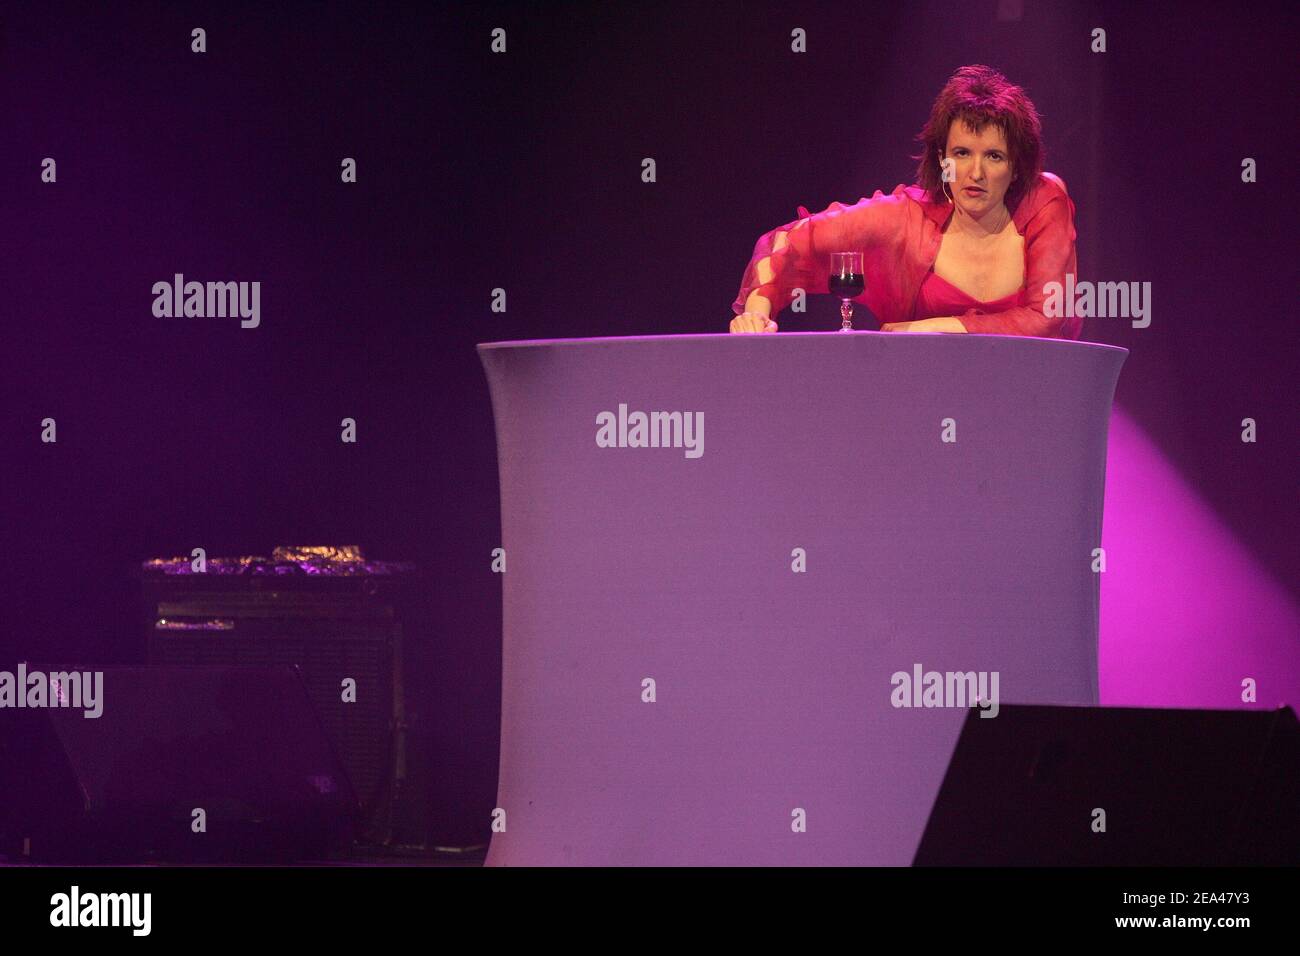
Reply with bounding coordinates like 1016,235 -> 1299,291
729,311 -> 778,334
880,317 -> 968,333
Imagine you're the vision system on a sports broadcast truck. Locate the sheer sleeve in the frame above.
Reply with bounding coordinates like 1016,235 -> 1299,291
957,176 -> 1081,339
731,186 -> 910,319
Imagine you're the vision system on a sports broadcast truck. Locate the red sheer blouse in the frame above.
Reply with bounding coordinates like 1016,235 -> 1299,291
731,172 -> 1081,338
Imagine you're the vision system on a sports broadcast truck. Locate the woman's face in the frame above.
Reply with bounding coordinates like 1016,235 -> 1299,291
942,120 -> 1015,216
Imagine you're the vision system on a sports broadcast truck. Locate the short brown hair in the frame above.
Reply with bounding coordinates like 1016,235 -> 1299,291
913,65 -> 1044,213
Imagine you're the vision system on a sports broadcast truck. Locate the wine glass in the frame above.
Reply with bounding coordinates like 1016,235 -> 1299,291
829,252 -> 864,332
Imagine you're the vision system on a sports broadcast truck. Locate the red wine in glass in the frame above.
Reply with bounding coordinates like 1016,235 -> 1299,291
830,251 -> 865,331
828,272 -> 864,298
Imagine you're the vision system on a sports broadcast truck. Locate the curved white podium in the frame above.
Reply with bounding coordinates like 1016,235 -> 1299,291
477,331 -> 1127,865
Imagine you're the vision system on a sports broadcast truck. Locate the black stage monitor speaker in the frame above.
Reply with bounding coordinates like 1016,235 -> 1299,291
0,665 -> 358,863
914,704 -> 1299,866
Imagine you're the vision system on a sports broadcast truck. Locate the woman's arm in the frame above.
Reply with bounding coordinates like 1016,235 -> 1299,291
882,316 -> 968,333
955,177 -> 1080,338
731,186 -> 910,323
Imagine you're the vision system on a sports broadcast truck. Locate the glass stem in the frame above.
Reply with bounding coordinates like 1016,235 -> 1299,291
840,298 -> 854,332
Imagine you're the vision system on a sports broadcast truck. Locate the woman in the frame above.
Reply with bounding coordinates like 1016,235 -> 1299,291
729,65 -> 1080,339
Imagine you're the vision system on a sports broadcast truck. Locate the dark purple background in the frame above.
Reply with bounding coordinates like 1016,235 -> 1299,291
4,1 -> 1296,845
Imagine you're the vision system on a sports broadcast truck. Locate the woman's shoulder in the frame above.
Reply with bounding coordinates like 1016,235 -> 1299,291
1003,171 -> 1076,234
1038,171 -> 1070,197
1015,171 -> 1073,222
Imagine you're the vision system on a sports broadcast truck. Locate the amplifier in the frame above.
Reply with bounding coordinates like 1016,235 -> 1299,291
140,547 -> 416,844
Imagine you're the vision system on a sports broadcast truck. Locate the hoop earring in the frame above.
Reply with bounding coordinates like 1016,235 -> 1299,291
942,180 -> 954,204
